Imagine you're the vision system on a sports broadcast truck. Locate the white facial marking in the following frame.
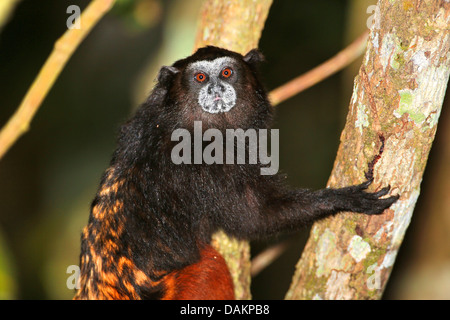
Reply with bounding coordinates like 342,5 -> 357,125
188,57 -> 237,114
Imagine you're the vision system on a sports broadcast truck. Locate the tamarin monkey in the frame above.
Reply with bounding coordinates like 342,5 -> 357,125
74,46 -> 398,300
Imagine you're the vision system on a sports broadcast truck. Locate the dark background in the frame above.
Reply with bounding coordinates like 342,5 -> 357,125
0,0 -> 448,299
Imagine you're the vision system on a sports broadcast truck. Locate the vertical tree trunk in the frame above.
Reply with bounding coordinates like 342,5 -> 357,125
193,0 -> 273,300
389,88 -> 450,299
286,0 -> 450,300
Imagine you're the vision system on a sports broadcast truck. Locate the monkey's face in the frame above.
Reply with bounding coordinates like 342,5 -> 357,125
185,57 -> 240,114
156,47 -> 271,130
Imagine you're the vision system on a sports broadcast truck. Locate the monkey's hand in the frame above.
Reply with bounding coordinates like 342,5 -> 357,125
330,179 -> 399,215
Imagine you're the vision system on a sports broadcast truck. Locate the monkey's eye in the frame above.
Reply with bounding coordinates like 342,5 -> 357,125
194,73 -> 207,83
221,67 -> 233,78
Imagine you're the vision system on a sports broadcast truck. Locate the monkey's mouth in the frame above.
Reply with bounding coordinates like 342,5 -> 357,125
199,95 -> 235,114
198,84 -> 237,114
210,96 -> 229,113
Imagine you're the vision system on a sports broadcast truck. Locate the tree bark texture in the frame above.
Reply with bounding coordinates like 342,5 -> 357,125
286,0 -> 450,300
193,0 -> 273,300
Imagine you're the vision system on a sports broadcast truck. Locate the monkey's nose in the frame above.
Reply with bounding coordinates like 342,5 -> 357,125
208,83 -> 225,95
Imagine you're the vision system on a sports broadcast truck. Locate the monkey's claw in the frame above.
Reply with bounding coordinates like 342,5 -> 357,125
337,180 -> 399,215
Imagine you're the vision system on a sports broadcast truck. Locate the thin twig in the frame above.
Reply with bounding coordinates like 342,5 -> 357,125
0,0 -> 115,160
251,240 -> 290,277
269,31 -> 369,106
0,0 -> 21,31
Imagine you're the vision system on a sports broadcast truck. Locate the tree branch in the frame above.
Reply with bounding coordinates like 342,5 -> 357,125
0,0 -> 115,160
0,0 -> 21,32
269,31 -> 369,106
286,0 -> 450,300
250,240 -> 290,277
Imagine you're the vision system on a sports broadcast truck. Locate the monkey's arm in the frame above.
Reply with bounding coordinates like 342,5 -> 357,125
220,179 -> 398,240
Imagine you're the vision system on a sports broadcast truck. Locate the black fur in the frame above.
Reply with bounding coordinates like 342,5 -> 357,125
75,46 -> 399,299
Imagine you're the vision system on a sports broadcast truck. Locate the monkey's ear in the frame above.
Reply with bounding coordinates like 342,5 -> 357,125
157,66 -> 179,86
243,48 -> 265,66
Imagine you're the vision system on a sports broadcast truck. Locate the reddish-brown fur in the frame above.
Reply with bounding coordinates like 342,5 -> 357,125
161,245 -> 235,300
